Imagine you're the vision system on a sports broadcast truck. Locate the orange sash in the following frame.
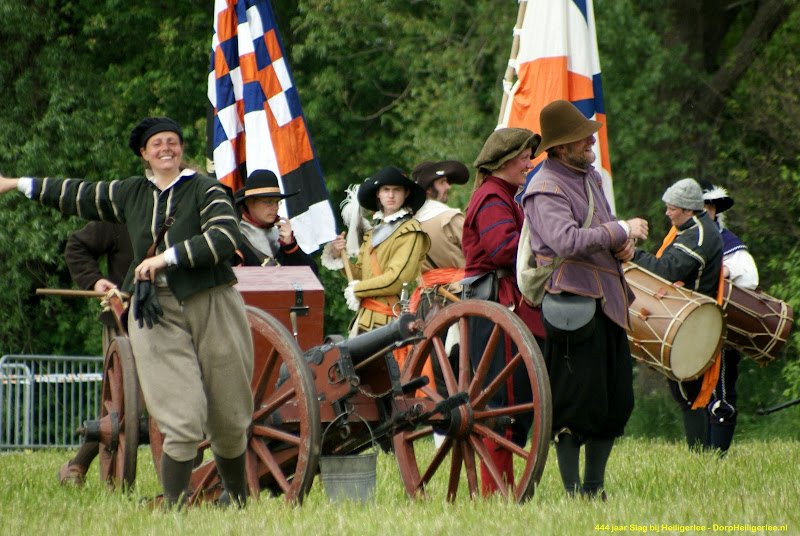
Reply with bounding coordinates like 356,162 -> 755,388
656,226 -> 724,408
408,267 -> 465,313
360,297 -> 395,317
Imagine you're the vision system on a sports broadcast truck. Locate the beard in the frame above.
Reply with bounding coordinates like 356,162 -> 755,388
564,146 -> 596,169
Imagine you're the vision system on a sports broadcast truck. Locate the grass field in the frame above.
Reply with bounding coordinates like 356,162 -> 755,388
1,436 -> 797,536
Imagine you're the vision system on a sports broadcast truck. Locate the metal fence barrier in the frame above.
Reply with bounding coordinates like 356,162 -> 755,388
0,354 -> 103,449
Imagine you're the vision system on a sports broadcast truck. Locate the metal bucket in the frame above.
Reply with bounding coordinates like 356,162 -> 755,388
318,450 -> 377,504
318,413 -> 378,504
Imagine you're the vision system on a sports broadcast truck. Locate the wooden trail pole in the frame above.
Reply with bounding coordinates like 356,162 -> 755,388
36,288 -> 107,298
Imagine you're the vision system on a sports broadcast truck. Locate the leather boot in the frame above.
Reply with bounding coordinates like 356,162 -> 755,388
160,453 -> 194,509
480,437 -> 513,496
214,452 -> 248,507
709,423 -> 735,455
682,408 -> 709,452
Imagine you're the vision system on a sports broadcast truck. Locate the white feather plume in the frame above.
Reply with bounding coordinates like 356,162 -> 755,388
340,183 -> 371,257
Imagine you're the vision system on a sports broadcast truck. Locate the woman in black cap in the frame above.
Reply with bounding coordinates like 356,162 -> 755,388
0,117 -> 253,508
323,166 -> 430,335
234,169 -> 318,275
462,127 -> 546,496
700,180 -> 759,454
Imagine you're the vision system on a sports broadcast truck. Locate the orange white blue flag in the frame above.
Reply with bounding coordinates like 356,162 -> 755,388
499,0 -> 615,211
208,0 -> 337,253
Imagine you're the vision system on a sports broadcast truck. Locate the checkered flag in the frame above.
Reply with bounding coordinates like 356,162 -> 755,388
208,0 -> 337,253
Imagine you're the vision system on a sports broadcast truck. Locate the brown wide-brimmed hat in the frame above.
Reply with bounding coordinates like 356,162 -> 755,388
234,169 -> 298,205
357,166 -> 426,213
698,179 -> 734,213
473,128 -> 541,171
535,100 -> 602,157
411,160 -> 470,191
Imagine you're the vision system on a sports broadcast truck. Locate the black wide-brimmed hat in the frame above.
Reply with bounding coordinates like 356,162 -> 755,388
698,179 -> 734,213
357,166 -> 426,213
412,160 -> 470,191
234,169 -> 298,205
128,117 -> 183,157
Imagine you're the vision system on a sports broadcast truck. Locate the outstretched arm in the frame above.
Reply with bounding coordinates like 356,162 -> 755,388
0,174 -> 21,195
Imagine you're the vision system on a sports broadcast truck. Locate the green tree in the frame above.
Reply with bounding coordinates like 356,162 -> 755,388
0,0 -> 211,354
2,0 -> 799,410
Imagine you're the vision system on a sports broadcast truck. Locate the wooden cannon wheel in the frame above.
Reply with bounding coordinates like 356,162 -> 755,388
97,337 -> 141,490
181,306 -> 321,505
393,300 -> 552,503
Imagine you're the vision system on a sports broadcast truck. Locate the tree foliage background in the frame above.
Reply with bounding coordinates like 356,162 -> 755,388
1,1 -> 799,431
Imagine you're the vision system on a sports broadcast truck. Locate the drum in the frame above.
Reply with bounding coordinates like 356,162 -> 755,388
719,281 -> 793,364
623,263 -> 725,381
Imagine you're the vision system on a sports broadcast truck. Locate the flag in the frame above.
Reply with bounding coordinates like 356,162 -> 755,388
499,0 -> 615,212
208,0 -> 337,253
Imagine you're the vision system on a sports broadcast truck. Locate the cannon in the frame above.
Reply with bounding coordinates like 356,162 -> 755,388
69,266 -> 552,504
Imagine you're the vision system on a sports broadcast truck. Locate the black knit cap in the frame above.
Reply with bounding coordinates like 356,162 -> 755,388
128,117 -> 183,157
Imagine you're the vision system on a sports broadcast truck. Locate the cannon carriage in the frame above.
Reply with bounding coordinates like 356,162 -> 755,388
81,266 -> 552,504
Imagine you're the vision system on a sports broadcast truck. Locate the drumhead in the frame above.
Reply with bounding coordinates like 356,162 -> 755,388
670,303 -> 725,380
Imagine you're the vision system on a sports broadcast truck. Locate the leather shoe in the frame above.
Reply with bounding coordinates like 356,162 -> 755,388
58,461 -> 87,487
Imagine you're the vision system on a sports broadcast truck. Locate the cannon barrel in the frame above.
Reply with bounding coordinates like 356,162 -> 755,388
338,313 -> 419,363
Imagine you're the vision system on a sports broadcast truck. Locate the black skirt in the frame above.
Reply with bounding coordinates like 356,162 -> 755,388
544,308 -> 634,441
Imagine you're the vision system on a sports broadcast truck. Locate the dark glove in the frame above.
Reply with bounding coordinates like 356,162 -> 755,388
132,280 -> 164,329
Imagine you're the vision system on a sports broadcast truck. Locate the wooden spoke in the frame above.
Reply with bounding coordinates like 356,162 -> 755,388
394,301 -> 551,503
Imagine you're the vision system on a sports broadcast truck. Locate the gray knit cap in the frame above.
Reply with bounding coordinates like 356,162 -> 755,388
662,178 -> 704,211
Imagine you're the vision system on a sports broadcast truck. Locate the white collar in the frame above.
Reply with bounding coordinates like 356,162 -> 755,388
145,168 -> 196,191
373,207 -> 410,223
415,200 -> 456,222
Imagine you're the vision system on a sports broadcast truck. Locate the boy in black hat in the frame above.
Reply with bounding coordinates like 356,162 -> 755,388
322,166 -> 430,335
234,169 -> 318,275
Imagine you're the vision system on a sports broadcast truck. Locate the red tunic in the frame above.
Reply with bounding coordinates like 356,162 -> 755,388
463,176 -> 545,339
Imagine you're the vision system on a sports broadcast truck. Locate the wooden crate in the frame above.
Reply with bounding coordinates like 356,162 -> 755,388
233,266 -> 324,351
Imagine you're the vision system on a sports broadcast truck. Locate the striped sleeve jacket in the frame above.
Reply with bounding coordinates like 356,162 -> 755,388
31,171 -> 241,301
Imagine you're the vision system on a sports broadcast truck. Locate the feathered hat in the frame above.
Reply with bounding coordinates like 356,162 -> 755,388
698,179 -> 734,213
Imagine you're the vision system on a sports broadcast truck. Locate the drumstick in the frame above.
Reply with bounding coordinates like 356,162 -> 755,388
341,250 -> 354,282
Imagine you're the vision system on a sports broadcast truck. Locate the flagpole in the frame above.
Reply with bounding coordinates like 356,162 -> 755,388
497,0 -> 528,128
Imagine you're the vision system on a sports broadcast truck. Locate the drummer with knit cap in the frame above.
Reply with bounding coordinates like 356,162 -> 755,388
699,180 -> 758,454
632,177 -> 723,451
462,127 -> 546,496
323,166 -> 430,335
520,99 -> 649,499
